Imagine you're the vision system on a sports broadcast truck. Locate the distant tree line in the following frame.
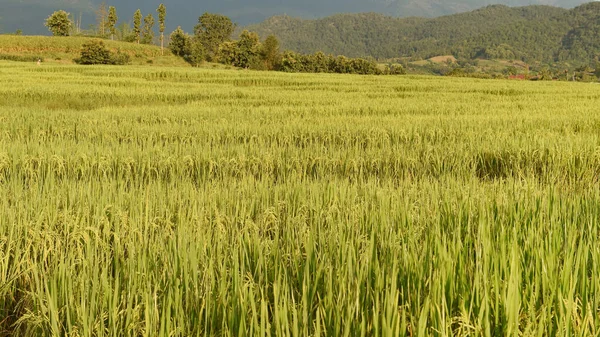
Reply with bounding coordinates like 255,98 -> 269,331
43,5 -> 403,75
167,14 -> 402,75
279,51 -> 404,75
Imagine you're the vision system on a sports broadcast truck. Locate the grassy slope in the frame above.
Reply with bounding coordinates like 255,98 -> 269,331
0,35 -> 190,66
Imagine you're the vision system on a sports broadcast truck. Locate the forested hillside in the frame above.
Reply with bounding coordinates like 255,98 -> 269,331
246,2 -> 600,64
0,0 -> 589,35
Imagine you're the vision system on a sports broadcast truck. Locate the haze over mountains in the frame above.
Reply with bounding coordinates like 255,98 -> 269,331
0,0 -> 591,35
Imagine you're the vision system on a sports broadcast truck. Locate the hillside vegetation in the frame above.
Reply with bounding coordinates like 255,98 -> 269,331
245,2 -> 600,64
0,35 -> 190,66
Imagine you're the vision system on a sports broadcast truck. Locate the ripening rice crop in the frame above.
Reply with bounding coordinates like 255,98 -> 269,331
1,60 -> 600,336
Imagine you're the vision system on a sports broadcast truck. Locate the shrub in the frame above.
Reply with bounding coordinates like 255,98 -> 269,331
74,40 -> 111,65
111,49 -> 131,65
279,51 -> 385,75
74,40 -> 130,65
383,64 -> 405,75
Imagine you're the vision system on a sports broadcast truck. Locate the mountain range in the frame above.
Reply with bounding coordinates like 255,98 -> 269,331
0,0 -> 591,35
244,2 -> 600,64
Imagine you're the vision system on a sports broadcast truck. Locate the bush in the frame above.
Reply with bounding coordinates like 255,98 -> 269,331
383,64 -> 406,75
74,40 -> 111,64
74,40 -> 130,65
111,49 -> 131,65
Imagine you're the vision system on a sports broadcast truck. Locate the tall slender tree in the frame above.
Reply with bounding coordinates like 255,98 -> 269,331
133,9 -> 142,44
107,6 -> 118,40
141,14 -> 155,44
260,35 -> 281,70
157,4 -> 167,55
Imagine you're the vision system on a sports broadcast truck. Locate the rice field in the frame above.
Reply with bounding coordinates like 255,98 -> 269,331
1,60 -> 600,336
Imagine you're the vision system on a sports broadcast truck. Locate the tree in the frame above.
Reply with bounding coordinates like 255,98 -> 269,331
157,4 -> 167,55
260,35 -> 281,70
217,41 -> 238,66
194,13 -> 235,62
95,1 -> 108,36
107,6 -> 118,40
141,14 -> 155,44
169,27 -> 190,57
45,10 -> 73,36
169,27 -> 204,66
187,41 -> 205,67
217,31 -> 261,69
235,30 -> 261,69
133,9 -> 142,44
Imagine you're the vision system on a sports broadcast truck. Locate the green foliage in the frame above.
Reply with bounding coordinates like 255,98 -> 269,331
133,9 -> 142,44
74,39 -> 110,64
260,35 -> 281,70
476,44 -> 516,60
280,51 -> 384,74
218,30 -> 261,69
116,22 -> 136,43
556,3 -> 600,63
217,41 -> 237,66
73,40 -> 130,65
186,39 -> 205,66
141,14 -> 155,44
246,3 -> 600,65
383,64 -> 405,75
236,30 -> 260,68
107,6 -> 118,40
111,48 -> 131,65
44,10 -> 72,37
504,65 -> 518,76
168,27 -> 189,58
157,4 -> 167,35
195,12 -> 235,62
169,26 -> 203,66
572,64 -> 598,82
157,4 -> 167,54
